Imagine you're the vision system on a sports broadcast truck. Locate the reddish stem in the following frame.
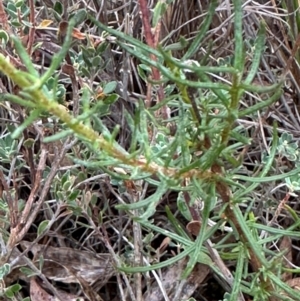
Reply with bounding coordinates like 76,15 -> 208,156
138,0 -> 168,118
27,0 -> 36,55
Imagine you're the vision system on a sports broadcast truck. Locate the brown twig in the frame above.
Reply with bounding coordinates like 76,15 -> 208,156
138,0 -> 154,49
5,143 -> 49,252
19,146 -> 48,227
26,0 -> 36,55
13,139 -> 76,245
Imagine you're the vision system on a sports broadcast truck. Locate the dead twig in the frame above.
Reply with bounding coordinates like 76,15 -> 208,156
26,0 -> 36,56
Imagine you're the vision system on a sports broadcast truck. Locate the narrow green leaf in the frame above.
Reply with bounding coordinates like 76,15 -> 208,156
19,267 -> 36,276
10,36 -> 39,76
89,15 -> 163,58
54,1 -> 63,14
232,205 -> 270,268
72,8 -> 87,26
37,19 -> 76,89
118,245 -> 193,273
268,272 -> 300,300
182,181 -> 213,278
244,21 -> 266,85
238,87 -> 282,117
229,244 -> 245,301
183,0 -> 218,60
233,0 -> 244,71
11,109 -> 42,139
152,1 -> 167,27
240,81 -> 282,93
43,129 -> 73,143
116,181 -> 168,211
0,30 -> 9,44
1,93 -> 36,108
165,205 -> 190,239
177,192 -> 192,221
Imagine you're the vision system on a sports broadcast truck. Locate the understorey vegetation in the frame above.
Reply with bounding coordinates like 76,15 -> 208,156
1,1 -> 300,300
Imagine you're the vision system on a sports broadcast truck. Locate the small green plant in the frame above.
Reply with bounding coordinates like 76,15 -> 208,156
277,132 -> 300,162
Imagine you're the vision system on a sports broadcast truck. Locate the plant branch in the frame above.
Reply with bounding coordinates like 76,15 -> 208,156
138,0 -> 167,119
0,53 -> 216,182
